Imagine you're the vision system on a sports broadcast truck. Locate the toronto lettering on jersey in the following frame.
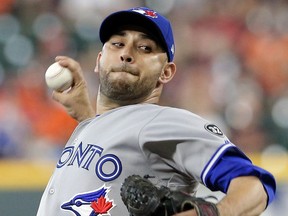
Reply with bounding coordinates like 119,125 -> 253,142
57,142 -> 122,181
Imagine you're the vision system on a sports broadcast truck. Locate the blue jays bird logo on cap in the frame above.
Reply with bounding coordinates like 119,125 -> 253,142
61,185 -> 115,216
132,8 -> 158,18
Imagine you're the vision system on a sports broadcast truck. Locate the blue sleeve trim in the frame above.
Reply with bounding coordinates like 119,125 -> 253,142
201,143 -> 276,206
201,140 -> 237,185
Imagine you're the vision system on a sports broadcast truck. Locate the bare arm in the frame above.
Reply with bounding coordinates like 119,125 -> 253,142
216,176 -> 267,216
51,56 -> 96,122
174,176 -> 267,216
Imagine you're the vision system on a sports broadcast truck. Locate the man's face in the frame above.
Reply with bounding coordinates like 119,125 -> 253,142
96,29 -> 168,102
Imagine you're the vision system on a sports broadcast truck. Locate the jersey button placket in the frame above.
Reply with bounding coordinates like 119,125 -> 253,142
49,188 -> 55,195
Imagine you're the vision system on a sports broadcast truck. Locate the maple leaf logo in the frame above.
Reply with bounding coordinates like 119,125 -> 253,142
144,10 -> 157,18
133,8 -> 158,18
91,195 -> 113,214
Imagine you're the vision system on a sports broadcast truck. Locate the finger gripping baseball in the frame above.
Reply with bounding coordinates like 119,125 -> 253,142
120,175 -> 219,216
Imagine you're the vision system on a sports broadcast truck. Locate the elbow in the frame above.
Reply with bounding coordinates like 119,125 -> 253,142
257,182 -> 269,212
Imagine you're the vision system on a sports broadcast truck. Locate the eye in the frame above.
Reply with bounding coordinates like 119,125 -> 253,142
75,200 -> 82,207
139,45 -> 152,52
111,42 -> 123,47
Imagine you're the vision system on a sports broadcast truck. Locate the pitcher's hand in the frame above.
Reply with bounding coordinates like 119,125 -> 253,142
52,56 -> 95,122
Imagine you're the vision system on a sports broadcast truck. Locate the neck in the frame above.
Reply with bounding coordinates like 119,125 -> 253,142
96,86 -> 162,115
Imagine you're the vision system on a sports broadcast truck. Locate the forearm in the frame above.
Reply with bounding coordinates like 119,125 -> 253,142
174,176 -> 267,216
216,176 -> 267,216
52,84 -> 96,122
65,98 -> 96,122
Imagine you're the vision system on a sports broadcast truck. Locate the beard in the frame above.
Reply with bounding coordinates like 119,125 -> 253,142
98,63 -> 160,102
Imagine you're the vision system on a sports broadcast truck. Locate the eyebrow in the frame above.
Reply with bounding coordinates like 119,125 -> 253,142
111,29 -> 166,53
113,30 -> 157,42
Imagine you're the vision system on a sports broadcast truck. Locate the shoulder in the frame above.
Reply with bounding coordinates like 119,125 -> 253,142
140,105 -> 228,141
150,106 -> 222,133
103,104 -> 202,123
148,105 -> 207,123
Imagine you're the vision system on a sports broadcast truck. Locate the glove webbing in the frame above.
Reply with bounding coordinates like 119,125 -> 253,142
120,175 -> 219,216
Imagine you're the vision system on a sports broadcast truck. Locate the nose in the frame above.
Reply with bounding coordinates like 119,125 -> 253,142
120,54 -> 133,63
120,44 -> 134,63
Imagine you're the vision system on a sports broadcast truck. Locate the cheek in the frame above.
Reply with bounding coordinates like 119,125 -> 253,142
98,53 -> 114,72
99,52 -> 109,65
141,55 -> 164,72
100,49 -> 119,63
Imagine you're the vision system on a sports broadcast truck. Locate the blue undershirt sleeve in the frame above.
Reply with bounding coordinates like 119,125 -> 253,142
204,148 -> 276,206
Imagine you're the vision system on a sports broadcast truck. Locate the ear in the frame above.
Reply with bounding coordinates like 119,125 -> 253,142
158,62 -> 177,84
94,52 -> 102,73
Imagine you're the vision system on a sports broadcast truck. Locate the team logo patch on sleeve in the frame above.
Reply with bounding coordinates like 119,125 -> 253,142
61,185 -> 115,216
204,124 -> 224,137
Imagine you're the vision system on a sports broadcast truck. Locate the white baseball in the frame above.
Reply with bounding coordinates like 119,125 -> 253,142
45,62 -> 73,91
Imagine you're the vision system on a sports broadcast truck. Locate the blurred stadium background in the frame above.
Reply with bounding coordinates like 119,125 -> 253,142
0,0 -> 287,215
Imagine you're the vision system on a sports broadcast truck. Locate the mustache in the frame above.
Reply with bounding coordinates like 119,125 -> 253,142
111,64 -> 139,76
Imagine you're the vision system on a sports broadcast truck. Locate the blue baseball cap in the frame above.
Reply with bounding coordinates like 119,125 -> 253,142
99,7 -> 175,62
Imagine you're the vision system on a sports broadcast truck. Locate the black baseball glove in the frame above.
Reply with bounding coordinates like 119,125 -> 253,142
120,175 -> 219,216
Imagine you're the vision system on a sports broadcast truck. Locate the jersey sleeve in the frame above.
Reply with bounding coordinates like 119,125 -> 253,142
139,107 -> 231,182
202,146 -> 276,206
139,107 -> 276,206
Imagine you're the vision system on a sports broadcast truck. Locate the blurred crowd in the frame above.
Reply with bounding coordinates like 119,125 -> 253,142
0,0 -> 288,160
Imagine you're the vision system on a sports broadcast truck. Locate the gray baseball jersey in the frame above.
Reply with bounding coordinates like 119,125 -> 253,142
37,103 -> 234,216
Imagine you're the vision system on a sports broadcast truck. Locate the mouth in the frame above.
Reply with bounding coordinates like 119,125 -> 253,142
111,66 -> 139,76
